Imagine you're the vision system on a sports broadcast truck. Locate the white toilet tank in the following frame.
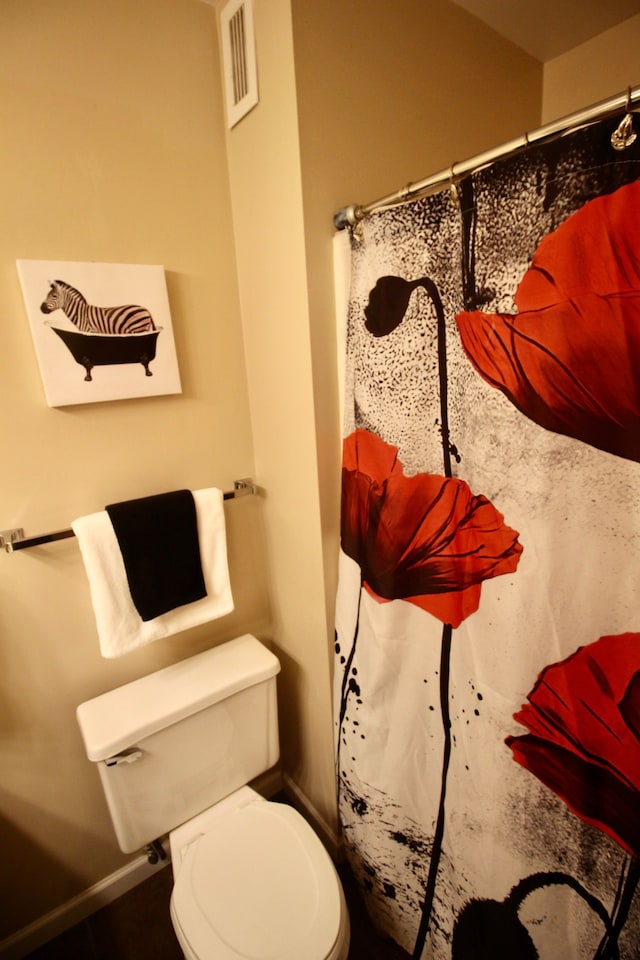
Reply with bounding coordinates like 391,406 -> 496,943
76,634 -> 281,853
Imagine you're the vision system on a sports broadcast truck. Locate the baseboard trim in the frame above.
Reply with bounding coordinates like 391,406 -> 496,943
250,765 -> 283,799
0,852 -> 168,960
282,772 -> 343,861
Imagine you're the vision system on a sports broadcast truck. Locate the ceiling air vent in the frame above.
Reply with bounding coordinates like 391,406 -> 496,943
220,0 -> 258,129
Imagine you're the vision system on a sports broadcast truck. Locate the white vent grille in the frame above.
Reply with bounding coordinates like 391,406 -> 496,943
229,6 -> 248,103
221,0 -> 258,129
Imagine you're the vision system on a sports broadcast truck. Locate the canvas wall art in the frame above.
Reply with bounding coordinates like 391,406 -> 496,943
17,259 -> 182,406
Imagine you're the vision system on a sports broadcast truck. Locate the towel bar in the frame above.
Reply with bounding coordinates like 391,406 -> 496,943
1,479 -> 256,554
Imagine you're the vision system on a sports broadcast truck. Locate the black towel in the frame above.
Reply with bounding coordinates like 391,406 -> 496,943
106,490 -> 207,622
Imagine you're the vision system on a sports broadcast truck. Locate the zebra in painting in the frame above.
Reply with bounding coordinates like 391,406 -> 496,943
40,279 -> 156,334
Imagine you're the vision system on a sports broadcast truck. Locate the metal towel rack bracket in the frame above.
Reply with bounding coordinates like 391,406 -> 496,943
1,479 -> 257,554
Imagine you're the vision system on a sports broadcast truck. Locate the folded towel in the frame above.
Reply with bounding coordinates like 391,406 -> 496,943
72,488 -> 233,658
106,490 -> 206,621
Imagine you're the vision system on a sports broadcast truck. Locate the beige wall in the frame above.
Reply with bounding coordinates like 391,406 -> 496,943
221,0 -> 339,835
292,0 -> 542,217
0,0 -> 271,938
542,13 -> 640,122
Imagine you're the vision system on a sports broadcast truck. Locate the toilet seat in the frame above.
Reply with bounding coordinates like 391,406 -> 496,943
170,800 -> 345,960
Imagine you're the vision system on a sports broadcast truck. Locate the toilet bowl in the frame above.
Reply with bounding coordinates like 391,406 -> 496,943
169,787 -> 350,960
76,635 -> 350,960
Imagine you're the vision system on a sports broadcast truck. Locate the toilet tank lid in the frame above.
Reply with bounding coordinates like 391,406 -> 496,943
76,634 -> 280,762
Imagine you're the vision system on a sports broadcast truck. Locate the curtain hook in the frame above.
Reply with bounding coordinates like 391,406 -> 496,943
611,86 -> 637,150
449,163 -> 460,208
350,221 -> 364,243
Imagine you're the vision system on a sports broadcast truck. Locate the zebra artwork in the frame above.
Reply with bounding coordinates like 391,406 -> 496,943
40,279 -> 156,334
39,278 -> 161,383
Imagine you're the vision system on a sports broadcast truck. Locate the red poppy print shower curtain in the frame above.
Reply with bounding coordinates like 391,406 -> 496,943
334,116 -> 640,960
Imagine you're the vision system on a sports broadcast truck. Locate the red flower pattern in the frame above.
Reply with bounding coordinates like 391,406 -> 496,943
456,181 -> 640,462
507,632 -> 640,857
341,429 -> 522,628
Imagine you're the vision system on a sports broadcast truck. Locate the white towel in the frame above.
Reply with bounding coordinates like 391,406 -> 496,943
72,488 -> 234,658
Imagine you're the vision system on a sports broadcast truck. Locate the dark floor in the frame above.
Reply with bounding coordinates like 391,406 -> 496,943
24,854 -> 410,960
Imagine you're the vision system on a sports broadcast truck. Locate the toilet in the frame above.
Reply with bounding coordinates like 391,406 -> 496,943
76,634 -> 350,960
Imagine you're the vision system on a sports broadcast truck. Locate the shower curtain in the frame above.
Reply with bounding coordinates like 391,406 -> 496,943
334,115 -> 640,960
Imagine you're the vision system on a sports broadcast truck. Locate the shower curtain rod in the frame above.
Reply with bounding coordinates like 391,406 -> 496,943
333,84 -> 640,230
